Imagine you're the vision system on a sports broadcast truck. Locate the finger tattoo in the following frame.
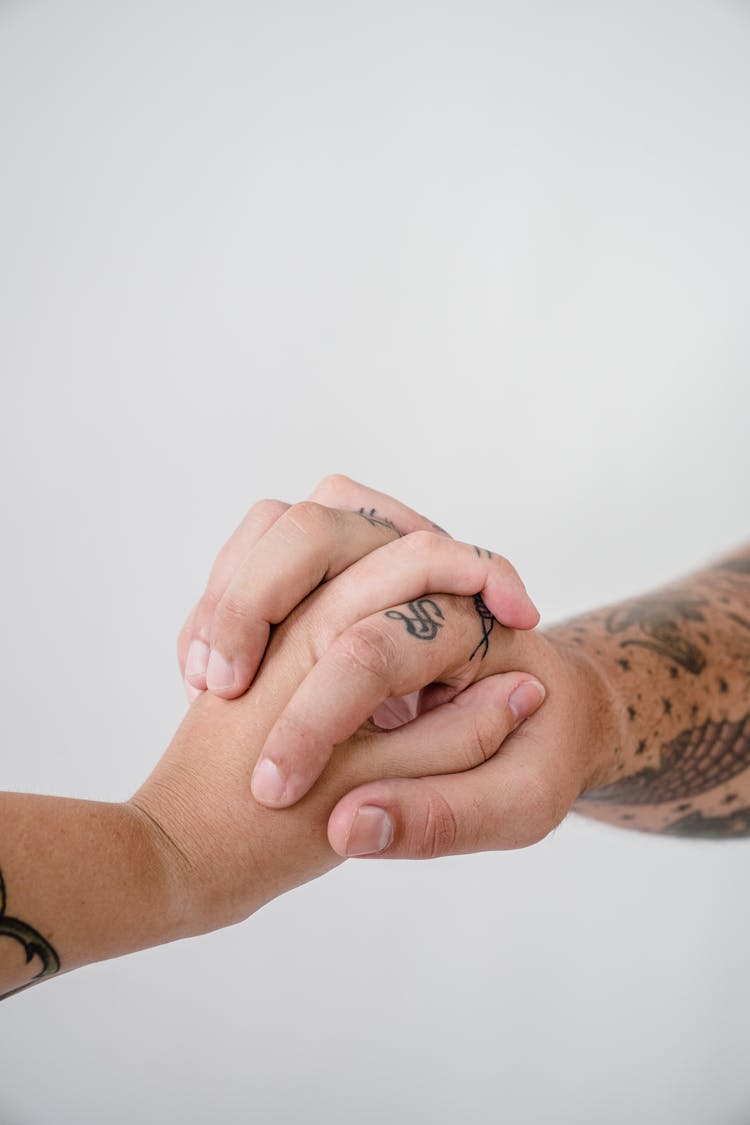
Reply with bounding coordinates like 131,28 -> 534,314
385,598 -> 445,640
469,594 -> 496,661
355,507 -> 402,536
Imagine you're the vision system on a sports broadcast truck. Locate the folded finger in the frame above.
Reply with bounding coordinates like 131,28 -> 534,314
309,474 -> 452,537
182,498 -> 290,692
205,503 -> 401,698
251,593 -> 490,808
345,672 -> 545,782
310,531 -> 539,636
328,711 -> 573,860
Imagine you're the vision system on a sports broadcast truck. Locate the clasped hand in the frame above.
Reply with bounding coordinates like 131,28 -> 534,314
150,476 -> 608,880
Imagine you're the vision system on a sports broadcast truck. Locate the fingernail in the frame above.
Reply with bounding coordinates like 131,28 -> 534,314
508,680 -> 546,725
206,649 -> 235,692
185,639 -> 209,685
251,757 -> 287,805
185,678 -> 201,703
345,806 -> 393,856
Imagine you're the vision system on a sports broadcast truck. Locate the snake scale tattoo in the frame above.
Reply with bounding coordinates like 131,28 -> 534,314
581,714 -> 750,806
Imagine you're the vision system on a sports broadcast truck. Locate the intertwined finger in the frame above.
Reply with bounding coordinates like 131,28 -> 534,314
306,530 -> 538,635
179,475 -> 451,705
179,498 -> 290,696
327,705 -> 573,860
251,590 -> 514,808
309,474 -> 452,538
202,503 -> 402,698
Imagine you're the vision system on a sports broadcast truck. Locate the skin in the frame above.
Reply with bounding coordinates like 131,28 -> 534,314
4,475 -> 748,997
185,476 -> 750,856
0,533 -> 542,998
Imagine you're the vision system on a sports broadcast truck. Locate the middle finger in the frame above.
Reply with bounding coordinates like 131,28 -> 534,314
251,591 -> 502,807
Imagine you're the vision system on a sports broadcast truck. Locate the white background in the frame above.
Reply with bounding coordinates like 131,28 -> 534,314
1,1 -> 749,1122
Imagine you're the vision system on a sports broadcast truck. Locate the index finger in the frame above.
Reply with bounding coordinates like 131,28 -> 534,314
309,474 -> 452,538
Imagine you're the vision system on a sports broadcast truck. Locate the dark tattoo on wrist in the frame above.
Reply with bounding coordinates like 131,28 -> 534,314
469,594 -> 496,661
605,595 -> 709,674
0,867 -> 60,1001
385,598 -> 444,640
662,806 -> 750,839
356,508 -> 402,536
581,713 -> 750,806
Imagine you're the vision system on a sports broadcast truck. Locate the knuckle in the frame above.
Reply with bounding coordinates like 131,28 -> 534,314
404,528 -> 443,555
468,709 -> 501,766
491,553 -> 517,580
313,473 -> 353,499
197,586 -> 222,619
189,593 -> 220,642
334,622 -> 399,683
212,592 -> 249,642
516,765 -> 563,846
284,500 -> 332,537
249,498 -> 289,525
417,787 -> 459,858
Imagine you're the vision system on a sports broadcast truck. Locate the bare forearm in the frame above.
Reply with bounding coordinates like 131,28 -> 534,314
0,645 -> 401,999
548,544 -> 750,837
0,795 -> 188,999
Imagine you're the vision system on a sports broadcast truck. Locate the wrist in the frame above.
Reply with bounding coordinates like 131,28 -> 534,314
542,631 -> 625,796
0,794 -> 194,998
121,797 -> 202,945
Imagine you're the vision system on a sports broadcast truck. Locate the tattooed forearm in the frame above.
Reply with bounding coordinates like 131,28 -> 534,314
385,598 -> 444,640
559,543 -> 750,839
661,806 -> 750,839
0,867 -> 60,1000
605,595 -> 709,674
580,713 -> 750,805
716,557 -> 750,577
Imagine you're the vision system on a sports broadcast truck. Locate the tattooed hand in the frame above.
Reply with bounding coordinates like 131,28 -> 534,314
177,476 -> 750,856
0,474 -> 546,999
327,545 -> 750,856
178,475 -> 538,702
172,475 -> 607,858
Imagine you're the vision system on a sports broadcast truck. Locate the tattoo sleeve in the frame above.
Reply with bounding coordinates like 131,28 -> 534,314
552,545 -> 750,839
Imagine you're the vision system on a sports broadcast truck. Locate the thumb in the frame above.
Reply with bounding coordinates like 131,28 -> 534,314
328,684 -> 559,860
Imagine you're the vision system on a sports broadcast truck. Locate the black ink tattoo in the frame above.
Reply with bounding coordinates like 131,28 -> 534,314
472,546 -> 493,559
605,595 -> 709,674
662,807 -> 750,839
716,558 -> 750,576
356,508 -> 402,536
726,611 -> 750,633
0,867 -> 60,1000
385,598 -> 444,640
581,713 -> 750,806
469,594 -> 496,661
